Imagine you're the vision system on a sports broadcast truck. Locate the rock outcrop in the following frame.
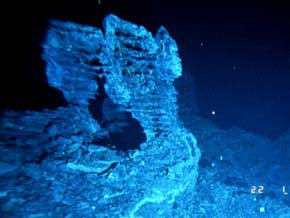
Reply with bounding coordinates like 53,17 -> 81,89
0,14 -> 200,218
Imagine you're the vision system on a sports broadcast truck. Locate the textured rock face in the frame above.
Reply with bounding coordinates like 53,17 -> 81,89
0,14 -> 200,217
43,15 -> 183,142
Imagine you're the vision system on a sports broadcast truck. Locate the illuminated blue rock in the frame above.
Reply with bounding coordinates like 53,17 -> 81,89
1,14 -> 289,218
0,14 -> 200,218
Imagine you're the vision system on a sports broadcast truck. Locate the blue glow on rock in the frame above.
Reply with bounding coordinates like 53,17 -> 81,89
0,14 -> 201,217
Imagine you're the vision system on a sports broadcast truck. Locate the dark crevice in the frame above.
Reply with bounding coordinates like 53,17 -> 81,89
88,76 -> 107,124
89,76 -> 146,152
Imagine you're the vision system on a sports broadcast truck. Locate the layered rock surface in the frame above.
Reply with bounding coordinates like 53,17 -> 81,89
0,14 -> 200,218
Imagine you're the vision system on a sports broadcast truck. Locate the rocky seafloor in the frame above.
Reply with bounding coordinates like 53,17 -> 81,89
0,14 -> 289,218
